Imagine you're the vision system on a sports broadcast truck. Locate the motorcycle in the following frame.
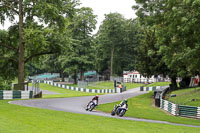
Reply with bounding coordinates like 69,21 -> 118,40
111,104 -> 120,116
86,100 -> 97,111
111,104 -> 127,117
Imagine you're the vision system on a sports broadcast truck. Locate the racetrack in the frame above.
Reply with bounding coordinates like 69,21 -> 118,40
10,88 -> 200,128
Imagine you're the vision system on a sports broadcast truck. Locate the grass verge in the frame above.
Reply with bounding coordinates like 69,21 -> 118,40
0,100 -> 199,133
166,87 -> 200,106
39,83 -> 100,98
56,81 -> 144,90
145,82 -> 171,87
124,83 -> 144,90
97,92 -> 200,126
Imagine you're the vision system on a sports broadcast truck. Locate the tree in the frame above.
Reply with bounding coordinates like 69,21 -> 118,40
60,7 -> 97,83
0,0 -> 78,88
95,13 -> 126,76
134,0 -> 200,89
94,13 -> 140,77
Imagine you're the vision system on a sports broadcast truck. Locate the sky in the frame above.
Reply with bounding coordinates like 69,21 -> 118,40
0,0 -> 137,33
80,0 -> 137,33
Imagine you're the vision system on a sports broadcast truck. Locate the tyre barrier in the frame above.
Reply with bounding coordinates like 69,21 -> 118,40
140,86 -> 169,91
160,98 -> 200,119
0,90 -> 33,100
41,80 -> 117,93
179,105 -> 200,119
160,99 -> 179,116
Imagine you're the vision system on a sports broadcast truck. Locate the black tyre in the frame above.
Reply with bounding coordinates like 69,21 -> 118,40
89,105 -> 95,111
116,109 -> 120,115
111,111 -> 115,116
119,110 -> 126,117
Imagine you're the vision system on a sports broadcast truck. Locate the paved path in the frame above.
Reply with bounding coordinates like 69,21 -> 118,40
10,88 -> 200,128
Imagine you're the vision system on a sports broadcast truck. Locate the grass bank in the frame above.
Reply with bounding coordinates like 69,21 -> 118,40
39,83 -> 100,98
97,92 -> 200,126
0,100 -> 199,133
56,81 -> 144,90
145,82 -> 171,87
166,87 -> 200,106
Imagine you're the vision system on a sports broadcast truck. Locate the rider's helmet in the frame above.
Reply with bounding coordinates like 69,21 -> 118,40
95,95 -> 99,98
124,99 -> 128,103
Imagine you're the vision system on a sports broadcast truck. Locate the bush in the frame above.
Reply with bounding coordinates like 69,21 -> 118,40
0,77 -> 12,90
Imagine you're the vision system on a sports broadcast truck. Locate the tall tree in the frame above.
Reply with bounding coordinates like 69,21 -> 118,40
134,0 -> 200,89
60,7 -> 97,83
0,0 -> 78,88
94,13 -> 140,77
96,13 -> 126,76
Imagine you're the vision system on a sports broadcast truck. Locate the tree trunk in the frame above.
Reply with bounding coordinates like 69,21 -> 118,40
60,70 -> 64,82
80,71 -> 84,81
73,71 -> 77,84
170,76 -> 177,90
110,47 -> 115,77
18,0 -> 25,89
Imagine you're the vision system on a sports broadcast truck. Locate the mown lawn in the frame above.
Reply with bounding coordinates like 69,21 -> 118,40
0,100 -> 199,133
39,83 -> 100,98
145,82 -> 171,87
124,83 -> 144,90
166,87 -> 200,106
97,92 -> 200,126
58,81 -> 144,90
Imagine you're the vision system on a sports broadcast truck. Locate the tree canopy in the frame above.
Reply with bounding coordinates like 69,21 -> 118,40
134,0 -> 200,89
0,0 -> 79,88
94,13 -> 140,77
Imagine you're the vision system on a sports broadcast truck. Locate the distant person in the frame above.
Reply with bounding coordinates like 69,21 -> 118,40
118,84 -> 122,92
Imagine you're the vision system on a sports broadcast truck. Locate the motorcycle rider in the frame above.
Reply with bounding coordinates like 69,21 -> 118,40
86,95 -> 99,111
119,99 -> 128,109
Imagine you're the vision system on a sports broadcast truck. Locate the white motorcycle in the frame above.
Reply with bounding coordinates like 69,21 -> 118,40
111,104 -> 128,117
86,100 -> 97,111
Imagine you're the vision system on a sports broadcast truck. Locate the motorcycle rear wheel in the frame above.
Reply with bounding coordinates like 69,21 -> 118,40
111,111 -> 115,116
89,105 -> 95,111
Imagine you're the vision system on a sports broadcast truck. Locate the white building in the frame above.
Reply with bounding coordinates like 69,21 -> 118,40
123,71 -> 157,83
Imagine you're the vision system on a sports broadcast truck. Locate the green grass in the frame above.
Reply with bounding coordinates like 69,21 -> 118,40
39,83 -> 100,98
97,92 -> 200,126
124,83 -> 144,90
145,82 -> 171,87
87,81 -> 144,90
167,87 -> 200,106
87,81 -> 115,89
43,81 -> 144,91
0,100 -> 200,133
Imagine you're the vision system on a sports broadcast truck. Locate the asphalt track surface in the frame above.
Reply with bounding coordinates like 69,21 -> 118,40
10,88 -> 200,128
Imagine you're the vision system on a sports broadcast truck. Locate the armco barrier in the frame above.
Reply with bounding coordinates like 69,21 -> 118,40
42,80 -> 116,93
0,90 -> 33,100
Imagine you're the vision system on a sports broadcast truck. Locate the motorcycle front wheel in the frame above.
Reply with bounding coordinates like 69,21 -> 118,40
119,110 -> 126,117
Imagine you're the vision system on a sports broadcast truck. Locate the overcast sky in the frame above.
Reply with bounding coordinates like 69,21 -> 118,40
80,0 -> 137,33
0,0 -> 137,33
